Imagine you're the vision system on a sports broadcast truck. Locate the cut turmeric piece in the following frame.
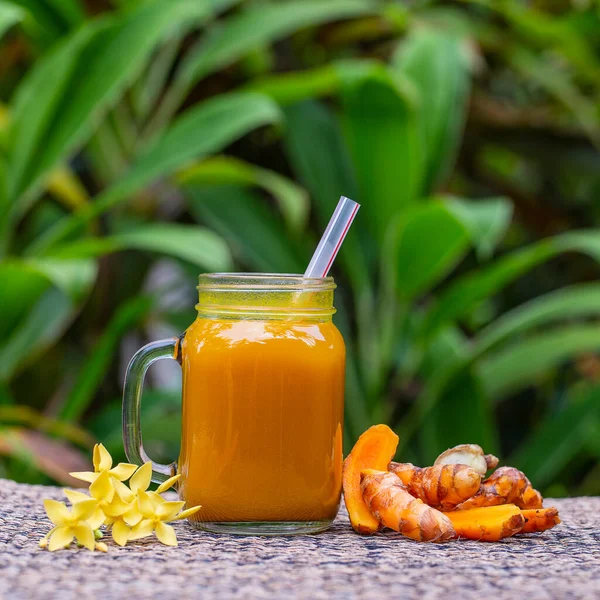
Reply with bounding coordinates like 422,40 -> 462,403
457,467 -> 543,511
445,504 -> 525,542
361,469 -> 455,542
520,508 -> 560,534
389,462 -> 481,511
342,425 -> 399,534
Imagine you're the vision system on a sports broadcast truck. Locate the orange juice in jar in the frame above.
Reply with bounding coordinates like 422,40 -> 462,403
123,274 -> 345,535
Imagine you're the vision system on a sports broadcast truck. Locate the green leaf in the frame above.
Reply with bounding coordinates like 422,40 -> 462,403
421,368 -> 497,464
392,202 -> 470,299
187,184 -> 306,273
479,324 -> 600,399
418,325 -> 497,461
60,295 -> 154,422
393,28 -> 472,192
51,223 -> 232,271
283,101 -> 357,228
8,20 -> 104,212
0,1 -> 24,39
0,261 -> 49,340
0,289 -> 73,381
178,156 -> 309,233
11,0 -> 84,30
419,325 -> 467,380
26,258 -> 97,300
176,0 -> 376,89
475,283 -> 600,356
446,196 -> 513,260
6,0 -> 72,44
509,385 -> 600,489
111,93 -> 280,208
341,68 -> 422,239
282,100 -> 371,292
400,283 -> 600,454
246,59 -> 377,106
469,0 -> 600,87
0,257 -> 96,380
29,91 -> 282,254
509,47 -> 599,142
422,230 -> 600,340
8,0 -> 215,212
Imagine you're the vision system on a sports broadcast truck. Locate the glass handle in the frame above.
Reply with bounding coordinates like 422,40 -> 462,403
122,338 -> 180,483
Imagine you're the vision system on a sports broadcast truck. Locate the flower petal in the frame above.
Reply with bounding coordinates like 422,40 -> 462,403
156,474 -> 181,494
95,443 -> 113,472
48,526 -> 74,551
87,507 -> 106,530
156,501 -> 185,522
129,462 -> 152,493
71,498 -> 98,522
129,519 -> 155,541
90,470 -> 114,503
109,463 -> 137,481
69,471 -> 97,483
137,490 -> 156,518
63,489 -> 91,504
111,519 -> 130,547
73,523 -> 95,551
148,491 -> 165,508
103,495 -> 131,518
112,479 -> 135,503
172,505 -> 202,521
44,500 -> 71,526
155,522 -> 177,546
122,506 -> 144,527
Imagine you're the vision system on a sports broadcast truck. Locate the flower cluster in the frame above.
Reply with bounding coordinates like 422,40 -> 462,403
39,443 -> 200,551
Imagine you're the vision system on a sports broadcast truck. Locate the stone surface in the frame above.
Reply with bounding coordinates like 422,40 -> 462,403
0,478 -> 598,599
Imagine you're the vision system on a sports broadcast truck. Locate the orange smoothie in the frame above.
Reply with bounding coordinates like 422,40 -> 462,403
178,316 -> 345,523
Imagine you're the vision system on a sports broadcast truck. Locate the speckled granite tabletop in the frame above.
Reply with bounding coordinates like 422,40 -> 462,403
0,479 -> 598,599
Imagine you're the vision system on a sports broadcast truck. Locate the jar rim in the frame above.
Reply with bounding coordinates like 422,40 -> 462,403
197,272 -> 336,292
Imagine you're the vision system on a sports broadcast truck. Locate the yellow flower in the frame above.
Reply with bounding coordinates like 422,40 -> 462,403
64,471 -> 131,527
43,499 -> 104,551
70,443 -> 137,500
110,467 -> 183,546
95,541 -> 108,552
121,465 -> 181,525
129,496 -> 201,546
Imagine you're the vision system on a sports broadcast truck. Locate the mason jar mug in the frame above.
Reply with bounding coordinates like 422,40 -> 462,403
122,274 -> 346,535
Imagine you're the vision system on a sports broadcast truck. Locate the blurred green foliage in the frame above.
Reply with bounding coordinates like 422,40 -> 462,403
1,0 -> 600,496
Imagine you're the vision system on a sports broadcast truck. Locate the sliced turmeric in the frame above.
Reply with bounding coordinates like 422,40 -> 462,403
457,467 -> 544,511
445,504 -> 525,542
342,425 -> 399,534
389,462 -> 481,511
361,469 -> 455,542
520,508 -> 560,534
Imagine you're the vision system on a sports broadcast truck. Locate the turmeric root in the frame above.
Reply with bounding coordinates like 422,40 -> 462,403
389,462 -> 481,511
445,504 -> 525,542
520,508 -> 560,534
485,454 -> 499,471
434,444 -> 498,477
521,485 -> 544,510
457,467 -> 543,511
361,470 -> 455,542
342,425 -> 399,534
